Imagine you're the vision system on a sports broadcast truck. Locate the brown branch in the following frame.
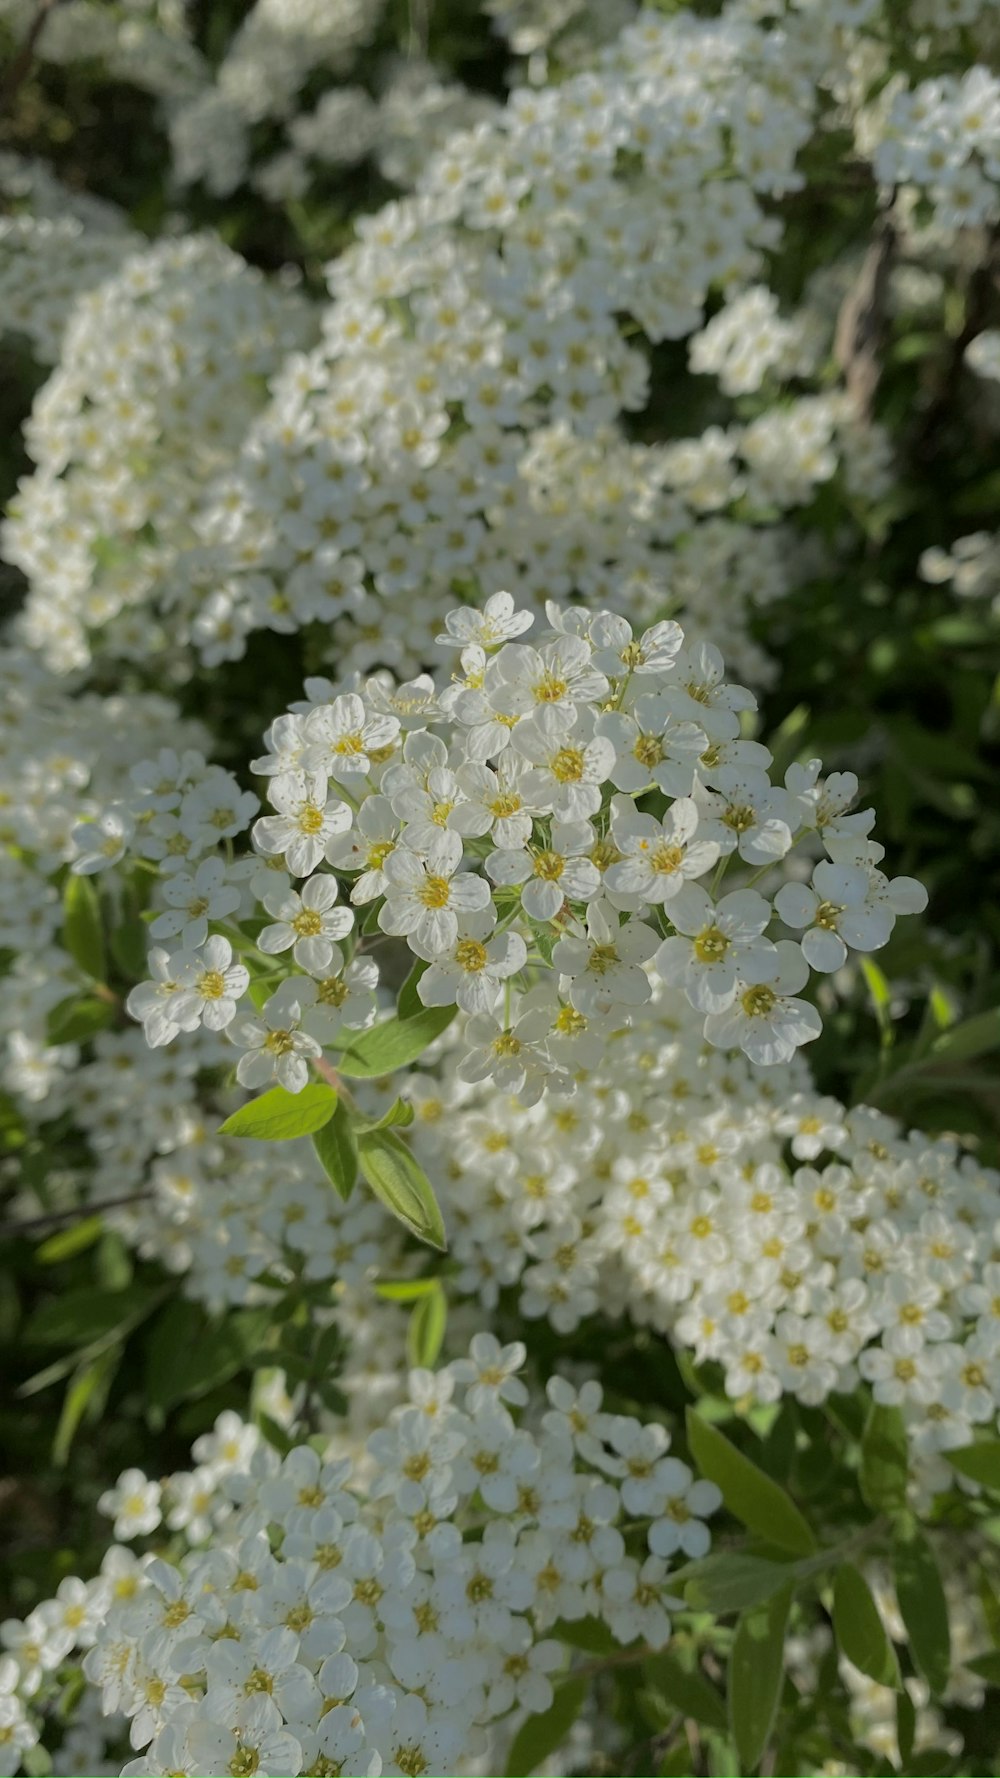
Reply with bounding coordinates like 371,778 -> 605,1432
0,0 -> 63,116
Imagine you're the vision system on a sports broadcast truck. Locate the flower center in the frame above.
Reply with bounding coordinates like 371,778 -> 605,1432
587,942 -> 619,975
633,733 -> 664,768
493,1031 -> 521,1056
533,849 -> 564,880
534,673 -> 568,703
293,908 -> 324,936
551,746 -> 585,783
741,985 -> 776,1018
264,1029 -> 295,1055
317,975 -> 349,1006
298,804 -> 325,835
722,803 -> 756,833
455,938 -> 488,973
651,843 -> 685,874
490,791 -> 522,817
197,969 -> 227,999
334,733 -> 364,755
367,841 -> 394,869
418,874 -> 452,908
814,899 -> 842,930
694,925 -> 728,963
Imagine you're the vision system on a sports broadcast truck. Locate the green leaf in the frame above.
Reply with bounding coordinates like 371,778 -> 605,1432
505,1675 -> 586,1776
861,957 -> 893,1044
335,1005 -> 456,1077
686,1409 -> 816,1555
62,874 -> 106,982
681,1554 -> 801,1617
312,1100 -> 358,1201
397,958 -> 429,1020
256,1411 -> 294,1456
641,1650 -> 728,1732
927,1008 -> 1000,1065
36,1216 -> 105,1264
549,1617 -> 616,1655
53,1347 -> 120,1466
859,1402 -> 909,1513
375,1278 -> 442,1302
892,1523 -> 951,1696
357,1129 -> 447,1251
833,1564 -> 900,1688
728,1584 -> 793,1772
946,1440 -> 1000,1491
145,1301 -> 275,1415
354,1096 -> 415,1134
219,1082 -> 337,1140
967,1652 -> 1000,1685
407,1283 -> 447,1368
45,996 -> 115,1046
896,1686 -> 916,1768
23,1283 -> 156,1348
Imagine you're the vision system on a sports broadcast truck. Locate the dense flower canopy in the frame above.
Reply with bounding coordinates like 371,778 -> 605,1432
3,0 -> 1000,1775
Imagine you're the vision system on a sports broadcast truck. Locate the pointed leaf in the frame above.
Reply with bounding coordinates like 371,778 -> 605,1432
833,1563 -> 900,1688
407,1282 -> 447,1369
641,1650 -> 727,1732
312,1100 -> 358,1201
728,1584 -> 793,1771
860,1402 -> 909,1513
357,1129 -> 447,1251
892,1523 -> 951,1696
686,1409 -> 816,1555
219,1083 -> 337,1140
46,996 -> 115,1046
334,1005 -> 456,1077
63,873 -> 106,982
681,1554 -> 802,1617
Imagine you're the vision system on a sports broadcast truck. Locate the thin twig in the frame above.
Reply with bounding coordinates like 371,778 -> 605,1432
834,203 -> 896,422
0,0 -> 62,115
0,1189 -> 152,1238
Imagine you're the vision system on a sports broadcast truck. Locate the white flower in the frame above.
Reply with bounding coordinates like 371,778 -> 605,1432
253,772 -> 352,877
552,899 -> 658,1018
453,758 -> 537,848
436,589 -> 534,649
703,940 -> 821,1064
589,614 -> 684,680
149,856 -> 242,949
775,861 -> 873,971
450,1333 -> 529,1411
71,806 -> 134,874
98,1470 -> 162,1541
514,707 -> 615,819
656,885 -> 774,1013
227,982 -> 323,1093
456,1003 -> 557,1101
258,873 -> 354,973
486,819 -> 601,921
606,799 -> 720,904
297,952 -> 380,1043
379,830 -> 491,955
595,699 -> 707,798
325,795 -> 402,902
301,693 -> 400,779
413,910 -> 526,1014
125,947 -> 202,1048
491,633 -> 609,712
646,1462 -> 721,1558
170,935 -> 250,1032
695,765 -> 796,865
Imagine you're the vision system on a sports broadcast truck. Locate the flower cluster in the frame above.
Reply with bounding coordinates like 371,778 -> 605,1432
0,1342 -> 719,1777
105,596 -> 925,1092
868,66 -> 1000,233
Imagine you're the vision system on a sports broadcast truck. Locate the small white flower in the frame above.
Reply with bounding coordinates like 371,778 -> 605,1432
70,806 -> 133,874
379,830 -> 491,955
149,857 -> 242,949
414,910 -> 526,1014
170,935 -> 250,1032
258,872 -> 355,973
98,1469 -> 162,1541
227,983 -> 323,1093
436,588 -> 534,648
656,885 -> 774,1014
253,772 -> 352,877
301,692 -> 400,780
606,798 -> 720,904
486,819 -> 601,921
552,899 -> 658,1018
703,940 -> 822,1064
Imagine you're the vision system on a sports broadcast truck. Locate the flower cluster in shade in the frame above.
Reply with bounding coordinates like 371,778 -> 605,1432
0,1340 -> 720,1777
